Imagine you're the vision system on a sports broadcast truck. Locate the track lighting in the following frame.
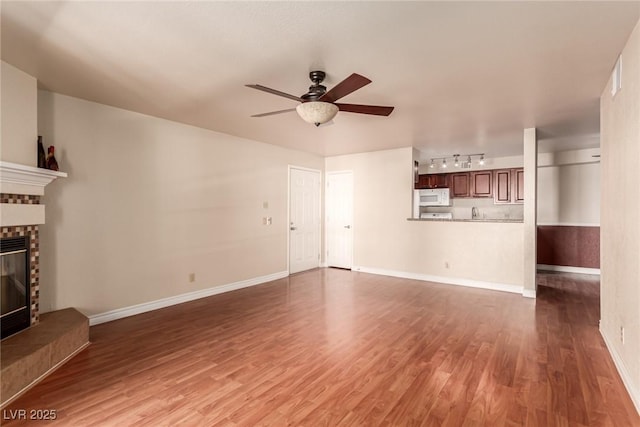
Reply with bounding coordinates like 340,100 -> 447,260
428,153 -> 486,169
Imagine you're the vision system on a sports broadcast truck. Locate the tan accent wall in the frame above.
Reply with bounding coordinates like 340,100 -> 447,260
326,147 -> 524,288
1,61 -> 37,166
537,161 -> 600,225
600,18 -> 640,410
37,90 -> 323,316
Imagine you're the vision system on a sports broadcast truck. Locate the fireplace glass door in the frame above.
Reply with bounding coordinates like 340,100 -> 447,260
1,237 -> 30,339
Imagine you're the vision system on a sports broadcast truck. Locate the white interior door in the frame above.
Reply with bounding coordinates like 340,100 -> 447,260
289,167 -> 321,274
326,171 -> 353,269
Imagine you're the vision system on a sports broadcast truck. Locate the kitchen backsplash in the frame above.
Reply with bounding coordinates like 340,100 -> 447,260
421,198 -> 524,220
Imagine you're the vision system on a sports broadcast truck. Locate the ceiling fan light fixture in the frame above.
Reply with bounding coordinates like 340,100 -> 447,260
296,102 -> 339,126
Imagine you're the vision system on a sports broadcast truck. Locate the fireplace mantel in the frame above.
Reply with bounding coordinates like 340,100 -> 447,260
0,161 -> 67,195
0,161 -> 67,227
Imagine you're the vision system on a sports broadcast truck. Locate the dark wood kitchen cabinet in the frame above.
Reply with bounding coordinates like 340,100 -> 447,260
494,169 -> 512,204
513,168 -> 524,203
415,174 -> 449,189
470,171 -> 492,197
493,168 -> 524,204
416,174 -> 429,189
450,173 -> 470,197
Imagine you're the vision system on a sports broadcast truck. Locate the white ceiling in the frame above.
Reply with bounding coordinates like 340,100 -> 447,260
2,1 -> 638,160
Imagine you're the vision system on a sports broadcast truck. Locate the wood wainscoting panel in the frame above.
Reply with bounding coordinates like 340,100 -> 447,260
537,225 -> 600,268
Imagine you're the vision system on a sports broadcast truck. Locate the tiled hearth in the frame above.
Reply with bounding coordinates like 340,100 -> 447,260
1,161 -> 89,408
1,309 -> 89,407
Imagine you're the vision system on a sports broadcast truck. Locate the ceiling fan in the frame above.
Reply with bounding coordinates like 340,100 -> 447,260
246,71 -> 394,126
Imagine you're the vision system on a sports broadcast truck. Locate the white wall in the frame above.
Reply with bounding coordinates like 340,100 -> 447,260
537,150 -> 600,225
326,147 -> 524,289
1,61 -> 37,166
37,90 -> 323,316
600,18 -> 640,412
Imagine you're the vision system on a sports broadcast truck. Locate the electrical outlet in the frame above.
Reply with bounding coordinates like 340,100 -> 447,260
263,201 -> 269,209
188,273 -> 195,283
620,326 -> 625,344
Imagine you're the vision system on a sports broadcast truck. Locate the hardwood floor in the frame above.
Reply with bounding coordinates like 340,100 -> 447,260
3,269 -> 639,426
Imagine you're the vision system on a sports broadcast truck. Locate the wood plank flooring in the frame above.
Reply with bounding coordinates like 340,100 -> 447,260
3,269 -> 639,426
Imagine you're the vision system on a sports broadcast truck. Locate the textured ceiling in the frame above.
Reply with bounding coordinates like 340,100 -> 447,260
2,1 -> 638,159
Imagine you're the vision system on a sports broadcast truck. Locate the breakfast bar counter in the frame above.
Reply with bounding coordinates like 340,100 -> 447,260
407,218 -> 523,223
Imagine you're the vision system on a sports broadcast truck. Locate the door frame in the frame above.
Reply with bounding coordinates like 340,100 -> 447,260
325,170 -> 354,269
287,165 -> 322,275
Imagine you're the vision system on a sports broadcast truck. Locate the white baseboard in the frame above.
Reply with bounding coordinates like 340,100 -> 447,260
352,266 -> 523,295
522,289 -> 537,299
600,325 -> 640,415
537,264 -> 600,275
89,271 -> 289,326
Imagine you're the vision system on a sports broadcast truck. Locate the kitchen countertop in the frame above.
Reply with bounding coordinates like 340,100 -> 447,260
407,218 -> 524,223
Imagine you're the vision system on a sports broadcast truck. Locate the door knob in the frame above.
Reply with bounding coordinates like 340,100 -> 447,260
290,226 -> 297,231
344,225 -> 351,229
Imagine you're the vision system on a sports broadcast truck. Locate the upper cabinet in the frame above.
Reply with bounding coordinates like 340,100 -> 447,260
470,171 -> 492,198
429,174 -> 449,189
417,168 -> 522,204
449,171 -> 492,198
451,173 -> 470,197
416,173 -> 448,189
494,168 -> 524,204
513,168 -> 524,203
494,169 -> 512,203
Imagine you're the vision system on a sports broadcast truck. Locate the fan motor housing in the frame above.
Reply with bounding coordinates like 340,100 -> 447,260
301,70 -> 327,101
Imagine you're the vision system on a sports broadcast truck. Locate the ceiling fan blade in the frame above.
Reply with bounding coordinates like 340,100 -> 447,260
320,73 -> 371,103
335,103 -> 394,116
245,84 -> 303,102
251,108 -> 297,118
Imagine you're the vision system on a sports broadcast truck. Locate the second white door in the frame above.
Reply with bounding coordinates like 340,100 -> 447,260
326,171 -> 353,269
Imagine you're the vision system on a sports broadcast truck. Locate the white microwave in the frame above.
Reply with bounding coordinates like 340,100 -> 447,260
414,188 -> 450,207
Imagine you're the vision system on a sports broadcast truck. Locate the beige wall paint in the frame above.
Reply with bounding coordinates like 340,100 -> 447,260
37,90 -> 323,316
600,18 -> 640,411
1,61 -> 37,166
326,147 -> 524,288
537,161 -> 600,225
